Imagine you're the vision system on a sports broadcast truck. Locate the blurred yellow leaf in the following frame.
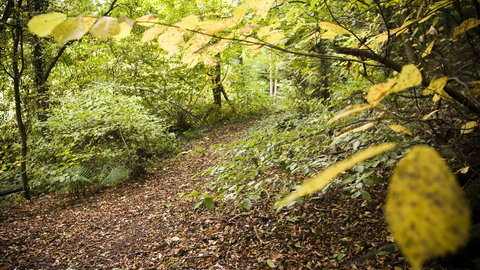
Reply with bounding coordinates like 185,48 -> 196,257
249,0 -> 275,19
202,53 -> 217,67
51,16 -> 95,43
250,45 -> 264,58
421,110 -> 439,120
178,15 -> 198,31
120,15 -> 136,27
332,123 -> 374,144
240,25 -> 260,35
422,40 -> 435,58
452,18 -> 480,37
318,21 -> 350,34
157,27 -> 184,52
457,166 -> 469,174
461,121 -> 477,134
320,31 -> 338,39
265,31 -> 284,44
389,64 -> 422,93
136,14 -> 160,26
367,78 -> 398,106
257,25 -> 272,38
141,25 -> 167,42
467,86 -> 480,97
89,16 -> 121,41
113,21 -> 133,40
234,3 -> 248,22
207,33 -> 233,53
328,104 -> 372,124
276,143 -> 397,207
385,146 -> 471,270
27,12 -> 66,37
422,77 -> 452,101
389,125 -> 412,135
203,18 -> 238,35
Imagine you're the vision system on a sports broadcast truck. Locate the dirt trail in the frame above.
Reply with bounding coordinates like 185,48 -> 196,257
0,121 -> 449,269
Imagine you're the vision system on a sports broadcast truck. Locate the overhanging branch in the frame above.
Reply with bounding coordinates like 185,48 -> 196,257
333,46 -> 480,116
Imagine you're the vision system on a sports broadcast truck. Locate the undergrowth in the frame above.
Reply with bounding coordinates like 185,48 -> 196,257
187,101 -> 427,210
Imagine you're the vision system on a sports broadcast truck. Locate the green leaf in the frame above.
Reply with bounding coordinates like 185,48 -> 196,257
361,190 -> 371,200
203,197 -> 214,211
267,259 -> 276,268
242,198 -> 252,210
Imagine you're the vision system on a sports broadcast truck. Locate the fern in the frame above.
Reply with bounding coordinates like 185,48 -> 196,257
101,166 -> 131,186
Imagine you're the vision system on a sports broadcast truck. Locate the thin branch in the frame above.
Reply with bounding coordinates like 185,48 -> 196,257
333,47 -> 480,116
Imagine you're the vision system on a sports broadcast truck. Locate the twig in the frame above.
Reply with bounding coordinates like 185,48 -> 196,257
253,226 -> 263,245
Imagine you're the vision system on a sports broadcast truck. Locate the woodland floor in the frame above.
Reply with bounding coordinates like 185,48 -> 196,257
0,121 -> 462,270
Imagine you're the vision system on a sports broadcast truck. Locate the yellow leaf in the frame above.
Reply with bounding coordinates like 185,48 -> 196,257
234,3 -> 249,22
389,64 -> 422,93
136,14 -> 160,26
240,25 -> 260,35
467,86 -> 480,97
320,31 -> 338,39
244,37 -> 259,49
429,0 -> 454,10
27,12 -> 66,37
367,78 -> 398,106
432,94 -> 441,103
422,77 -> 452,101
385,146 -> 471,270
207,33 -> 233,53
113,21 -> 132,40
250,45 -> 264,58
257,25 -> 271,38
178,15 -> 198,31
461,121 -> 477,134
389,125 -> 412,135
141,25 -> 167,42
318,21 -> 350,35
51,16 -> 95,43
157,27 -> 184,52
203,18 -> 238,35
266,31 -> 284,44
89,16 -> 121,41
422,40 -> 435,58
188,31 -> 212,49
249,0 -> 275,19
457,166 -> 469,174
332,123 -> 374,144
421,110 -> 439,120
186,55 -> 200,69
120,15 -> 136,27
452,18 -> 480,36
276,143 -> 397,207
182,46 -> 200,64
202,53 -> 217,67
328,104 -> 372,124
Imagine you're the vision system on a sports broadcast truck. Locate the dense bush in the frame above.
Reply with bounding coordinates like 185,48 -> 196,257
27,83 -> 177,194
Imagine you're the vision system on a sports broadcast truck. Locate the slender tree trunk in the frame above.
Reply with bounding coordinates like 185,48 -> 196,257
270,48 -> 274,97
212,63 -> 223,107
12,0 -> 30,200
29,0 -> 50,134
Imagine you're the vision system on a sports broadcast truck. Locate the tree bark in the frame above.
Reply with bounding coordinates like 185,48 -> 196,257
11,0 -> 30,200
212,64 -> 223,107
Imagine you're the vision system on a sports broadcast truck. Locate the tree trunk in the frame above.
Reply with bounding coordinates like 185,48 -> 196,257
12,0 -> 30,200
29,0 -> 50,135
212,63 -> 223,107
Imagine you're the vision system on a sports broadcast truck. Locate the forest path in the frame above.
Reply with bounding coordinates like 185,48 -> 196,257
1,121 -> 445,269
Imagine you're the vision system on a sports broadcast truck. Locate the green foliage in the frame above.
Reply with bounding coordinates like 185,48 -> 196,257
27,82 -> 176,193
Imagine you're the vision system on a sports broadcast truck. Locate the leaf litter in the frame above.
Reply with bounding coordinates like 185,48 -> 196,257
0,121 -> 458,269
